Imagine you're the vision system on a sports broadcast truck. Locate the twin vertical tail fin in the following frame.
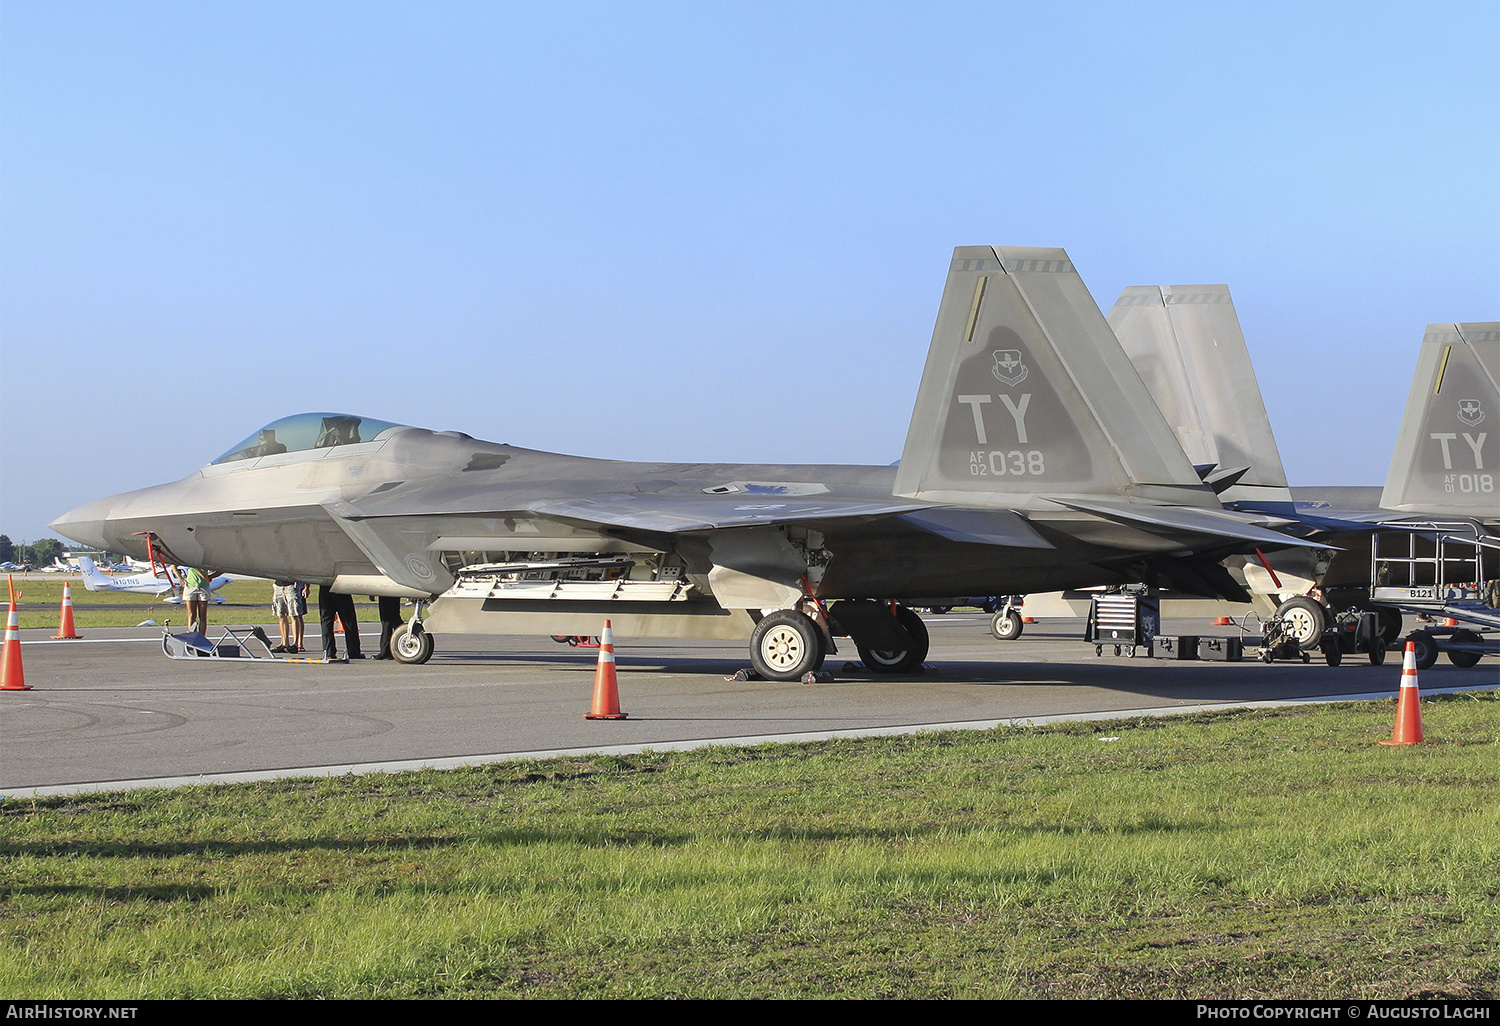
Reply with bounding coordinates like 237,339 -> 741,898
1381,323 -> 1500,516
893,246 -> 1217,510
1107,284 -> 1293,509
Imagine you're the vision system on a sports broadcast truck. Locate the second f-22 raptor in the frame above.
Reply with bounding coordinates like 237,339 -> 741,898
51,246 -> 1320,678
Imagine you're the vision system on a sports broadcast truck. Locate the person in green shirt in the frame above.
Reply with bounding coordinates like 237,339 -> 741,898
180,565 -> 214,635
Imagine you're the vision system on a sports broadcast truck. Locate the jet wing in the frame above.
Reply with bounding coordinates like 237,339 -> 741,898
328,490 -> 933,533
523,494 -> 934,533
330,490 -> 1062,548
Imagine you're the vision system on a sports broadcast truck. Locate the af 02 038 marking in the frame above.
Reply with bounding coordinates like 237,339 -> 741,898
969,450 -> 1046,477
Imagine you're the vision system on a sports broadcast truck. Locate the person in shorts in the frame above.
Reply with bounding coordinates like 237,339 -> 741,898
180,566 -> 214,635
272,580 -> 308,653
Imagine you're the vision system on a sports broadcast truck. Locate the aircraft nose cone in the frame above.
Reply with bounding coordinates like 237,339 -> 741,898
49,497 -> 115,550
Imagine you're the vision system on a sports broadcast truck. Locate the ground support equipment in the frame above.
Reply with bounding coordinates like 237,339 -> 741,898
162,624 -> 282,661
1369,524 -> 1500,670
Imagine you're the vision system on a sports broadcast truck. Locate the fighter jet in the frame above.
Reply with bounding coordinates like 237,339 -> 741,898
51,246 -> 1322,678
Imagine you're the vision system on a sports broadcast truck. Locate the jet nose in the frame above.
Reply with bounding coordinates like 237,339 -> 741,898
49,497 -> 116,551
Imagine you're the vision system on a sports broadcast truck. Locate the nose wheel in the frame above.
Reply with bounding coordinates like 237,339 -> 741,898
391,623 -> 434,664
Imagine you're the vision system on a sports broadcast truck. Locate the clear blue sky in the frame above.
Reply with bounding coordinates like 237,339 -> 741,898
3,1 -> 1496,544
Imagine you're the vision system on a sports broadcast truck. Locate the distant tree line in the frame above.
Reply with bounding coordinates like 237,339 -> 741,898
0,535 -> 72,567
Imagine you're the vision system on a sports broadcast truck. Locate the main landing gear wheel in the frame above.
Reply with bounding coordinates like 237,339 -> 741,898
990,609 -> 1023,641
1275,596 -> 1326,650
857,606 -> 930,674
391,623 -> 434,664
749,610 -> 826,682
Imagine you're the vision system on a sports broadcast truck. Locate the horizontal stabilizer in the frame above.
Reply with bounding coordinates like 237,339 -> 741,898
1053,497 -> 1331,550
896,508 -> 1054,548
1206,467 -> 1250,495
1381,322 -> 1499,517
894,247 -> 1216,510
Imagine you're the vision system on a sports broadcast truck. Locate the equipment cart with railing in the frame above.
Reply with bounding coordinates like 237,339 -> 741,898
1369,523 -> 1500,670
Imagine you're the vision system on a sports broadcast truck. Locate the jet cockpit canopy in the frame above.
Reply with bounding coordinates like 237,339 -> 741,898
212,413 -> 408,465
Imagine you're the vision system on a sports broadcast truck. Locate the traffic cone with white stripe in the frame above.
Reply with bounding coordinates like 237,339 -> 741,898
52,582 -> 81,639
1380,641 -> 1423,745
584,619 -> 627,720
2,585 -> 30,691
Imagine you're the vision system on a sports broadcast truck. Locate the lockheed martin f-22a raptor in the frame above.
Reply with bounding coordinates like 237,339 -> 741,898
51,246 -> 1325,679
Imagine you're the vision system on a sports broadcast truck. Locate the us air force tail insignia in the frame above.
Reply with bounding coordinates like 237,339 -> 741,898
992,349 -> 1028,387
1458,399 -> 1485,427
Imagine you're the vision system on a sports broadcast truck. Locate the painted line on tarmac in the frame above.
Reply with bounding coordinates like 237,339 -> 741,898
6,684 -> 1493,799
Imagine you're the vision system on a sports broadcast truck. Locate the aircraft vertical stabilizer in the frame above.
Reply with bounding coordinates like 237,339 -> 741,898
1381,322 -> 1500,517
1108,284 -> 1292,508
894,246 -> 1216,510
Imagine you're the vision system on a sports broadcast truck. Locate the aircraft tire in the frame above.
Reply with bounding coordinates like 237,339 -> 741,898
749,610 -> 825,681
391,623 -> 434,665
1447,631 -> 1482,668
1406,631 -> 1439,671
1275,596 -> 1326,650
857,607 -> 929,674
990,609 -> 1023,641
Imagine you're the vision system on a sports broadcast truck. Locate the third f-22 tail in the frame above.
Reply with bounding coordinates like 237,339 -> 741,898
1381,322 -> 1500,520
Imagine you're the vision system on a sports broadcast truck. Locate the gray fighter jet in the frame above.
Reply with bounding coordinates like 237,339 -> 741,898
51,246 -> 1320,678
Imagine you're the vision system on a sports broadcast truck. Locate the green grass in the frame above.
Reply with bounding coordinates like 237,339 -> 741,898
3,696 -> 1497,999
6,578 -> 379,628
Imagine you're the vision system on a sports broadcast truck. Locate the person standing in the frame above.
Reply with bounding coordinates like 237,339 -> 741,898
180,565 -> 213,635
272,580 -> 308,653
319,585 -> 362,660
373,595 -> 404,660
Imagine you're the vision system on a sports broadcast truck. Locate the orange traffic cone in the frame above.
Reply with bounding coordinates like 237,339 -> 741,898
1380,641 -> 1424,745
2,597 -> 30,691
52,582 -> 82,639
1212,616 -> 1233,626
584,619 -> 627,720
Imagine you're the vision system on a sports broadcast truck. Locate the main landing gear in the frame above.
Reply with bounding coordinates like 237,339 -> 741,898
745,601 -> 931,681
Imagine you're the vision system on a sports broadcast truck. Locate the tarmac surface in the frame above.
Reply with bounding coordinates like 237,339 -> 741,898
4,612 -> 1493,796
